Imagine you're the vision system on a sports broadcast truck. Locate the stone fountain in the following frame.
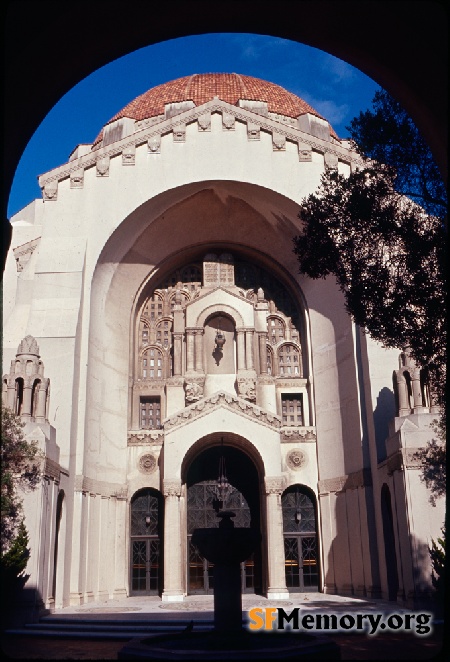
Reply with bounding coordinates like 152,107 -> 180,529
119,510 -> 340,660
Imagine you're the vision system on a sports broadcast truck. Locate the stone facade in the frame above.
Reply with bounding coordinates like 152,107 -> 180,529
2,74 -> 443,616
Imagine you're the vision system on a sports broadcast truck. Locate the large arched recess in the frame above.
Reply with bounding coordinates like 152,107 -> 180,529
2,1 -> 447,264
83,180 -> 320,483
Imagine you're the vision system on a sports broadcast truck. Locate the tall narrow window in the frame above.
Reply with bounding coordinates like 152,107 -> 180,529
278,344 -> 301,376
140,397 -> 161,429
281,394 -> 303,426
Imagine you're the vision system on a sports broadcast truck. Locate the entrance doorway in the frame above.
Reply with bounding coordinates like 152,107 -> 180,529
130,489 -> 163,595
282,486 -> 319,591
186,444 -> 261,594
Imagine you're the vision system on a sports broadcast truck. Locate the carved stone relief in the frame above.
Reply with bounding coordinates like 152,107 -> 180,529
197,113 -> 211,131
138,453 -> 157,474
70,169 -> 84,188
272,133 -> 286,150
148,136 -> 161,153
286,448 -> 308,471
237,378 -> 256,402
222,113 -> 235,130
96,156 -> 110,176
185,379 -> 204,403
173,125 -> 186,142
43,182 -> 58,201
122,146 -> 136,165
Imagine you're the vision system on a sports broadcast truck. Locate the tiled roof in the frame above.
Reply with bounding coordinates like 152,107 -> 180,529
93,73 -> 335,144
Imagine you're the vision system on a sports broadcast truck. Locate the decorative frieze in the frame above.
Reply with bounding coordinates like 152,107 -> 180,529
286,448 -> 308,471
265,476 -> 286,495
163,479 -> 182,497
138,453 -> 158,474
318,468 -> 372,495
96,156 -> 110,176
127,430 -> 164,445
164,390 -> 281,431
381,448 -> 425,475
324,152 -> 339,170
38,99 -> 364,198
280,428 -> 316,442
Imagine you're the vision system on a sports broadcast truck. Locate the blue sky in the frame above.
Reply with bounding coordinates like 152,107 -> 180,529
7,33 -> 379,218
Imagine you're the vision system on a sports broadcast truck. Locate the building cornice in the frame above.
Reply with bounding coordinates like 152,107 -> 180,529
38,98 -> 363,197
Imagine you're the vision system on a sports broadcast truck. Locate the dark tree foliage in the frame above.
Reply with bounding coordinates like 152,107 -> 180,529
293,165 -> 446,406
1,406 -> 42,555
429,526 -> 445,611
347,89 -> 447,219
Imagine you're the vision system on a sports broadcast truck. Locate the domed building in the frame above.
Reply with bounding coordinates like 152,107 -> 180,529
3,74 -> 443,616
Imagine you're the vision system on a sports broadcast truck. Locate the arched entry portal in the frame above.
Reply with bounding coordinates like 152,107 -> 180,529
186,443 -> 262,595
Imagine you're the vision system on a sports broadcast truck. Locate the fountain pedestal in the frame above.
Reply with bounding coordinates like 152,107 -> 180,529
191,511 -> 260,633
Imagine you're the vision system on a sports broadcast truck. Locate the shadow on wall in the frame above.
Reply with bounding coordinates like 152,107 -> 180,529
373,387 -> 396,463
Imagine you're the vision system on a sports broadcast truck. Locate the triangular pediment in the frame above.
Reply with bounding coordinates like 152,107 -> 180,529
163,390 -> 281,432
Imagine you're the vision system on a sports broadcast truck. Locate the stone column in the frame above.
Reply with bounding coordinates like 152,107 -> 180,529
22,383 -> 32,418
236,328 -> 246,371
113,496 -> 128,599
36,383 -> 48,421
395,371 -> 410,416
265,476 -> 289,599
194,329 -> 204,372
186,330 -> 195,373
7,382 -> 16,410
411,368 -> 424,412
259,333 -> 268,374
162,480 -> 184,601
245,329 -> 254,370
173,333 -> 183,377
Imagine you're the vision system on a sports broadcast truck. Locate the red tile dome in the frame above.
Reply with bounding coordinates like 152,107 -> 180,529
94,73 -> 337,144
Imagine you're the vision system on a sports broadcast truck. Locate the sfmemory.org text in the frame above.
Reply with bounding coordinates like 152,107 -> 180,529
247,608 -> 432,636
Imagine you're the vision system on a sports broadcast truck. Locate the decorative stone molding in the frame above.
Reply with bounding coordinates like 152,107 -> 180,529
272,133 -> 286,151
163,479 -> 182,497
237,377 -> 256,402
17,334 -> 40,356
128,430 -> 164,445
185,379 -> 204,403
133,379 -> 165,390
318,468 -> 372,495
138,453 -> 158,474
96,156 -> 110,176
197,113 -> 211,131
298,143 -> 312,162
122,145 -> 136,165
324,152 -> 339,170
247,121 -> 260,140
382,448 -> 426,474
257,375 -> 275,385
70,169 -> 84,188
39,99 -> 364,196
74,475 -> 128,498
222,112 -> 235,130
264,476 -> 286,495
13,238 -> 40,272
166,376 -> 185,387
173,125 -> 186,142
164,390 -> 281,431
43,182 -> 58,201
44,457 -> 61,481
281,428 -> 316,443
148,135 -> 161,153
286,448 -> 308,471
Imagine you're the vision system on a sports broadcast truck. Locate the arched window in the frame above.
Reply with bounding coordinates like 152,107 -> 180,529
15,378 -> 24,415
266,346 -> 273,375
282,486 -> 318,591
268,316 -> 285,345
142,348 -> 163,379
278,344 -> 301,377
31,379 -> 41,418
